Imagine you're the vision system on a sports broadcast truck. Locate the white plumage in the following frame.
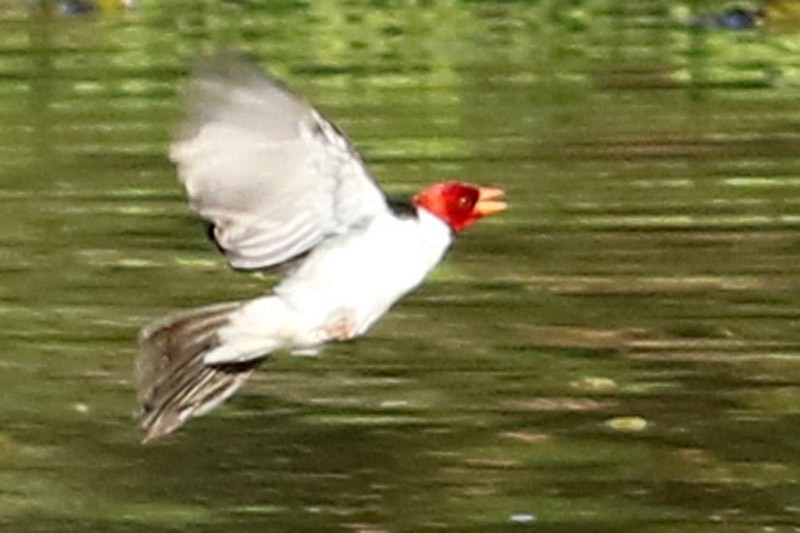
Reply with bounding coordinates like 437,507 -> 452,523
135,54 -> 505,442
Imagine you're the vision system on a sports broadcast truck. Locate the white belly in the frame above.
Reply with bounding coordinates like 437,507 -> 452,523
205,208 -> 453,364
276,208 -> 452,337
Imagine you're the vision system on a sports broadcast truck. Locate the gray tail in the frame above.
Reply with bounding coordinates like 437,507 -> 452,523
135,302 -> 263,443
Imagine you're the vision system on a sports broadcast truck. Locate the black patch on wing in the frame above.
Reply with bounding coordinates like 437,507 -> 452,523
205,222 -> 226,255
385,197 -> 418,219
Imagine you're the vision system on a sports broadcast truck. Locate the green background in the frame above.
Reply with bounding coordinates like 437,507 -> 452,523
1,1 -> 800,531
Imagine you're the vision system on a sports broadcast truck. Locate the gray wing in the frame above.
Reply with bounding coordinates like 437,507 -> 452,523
170,54 -> 388,270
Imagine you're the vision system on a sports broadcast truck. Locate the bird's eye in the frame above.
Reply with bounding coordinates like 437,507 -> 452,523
458,196 -> 474,210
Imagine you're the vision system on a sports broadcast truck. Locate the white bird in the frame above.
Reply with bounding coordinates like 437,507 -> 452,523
135,54 -> 507,442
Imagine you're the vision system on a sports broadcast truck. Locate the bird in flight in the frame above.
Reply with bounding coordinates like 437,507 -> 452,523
135,54 -> 507,442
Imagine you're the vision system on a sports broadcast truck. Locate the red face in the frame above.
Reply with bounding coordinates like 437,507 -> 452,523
413,181 -> 507,232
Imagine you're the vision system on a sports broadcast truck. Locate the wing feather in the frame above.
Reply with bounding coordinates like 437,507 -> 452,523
170,53 -> 388,270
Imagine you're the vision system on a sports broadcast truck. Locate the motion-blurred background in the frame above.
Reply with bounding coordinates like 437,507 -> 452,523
2,1 -> 800,531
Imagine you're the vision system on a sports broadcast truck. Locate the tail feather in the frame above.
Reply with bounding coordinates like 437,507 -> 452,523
135,302 -> 265,443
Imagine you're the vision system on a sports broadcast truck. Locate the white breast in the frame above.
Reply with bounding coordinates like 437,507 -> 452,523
275,208 -> 453,336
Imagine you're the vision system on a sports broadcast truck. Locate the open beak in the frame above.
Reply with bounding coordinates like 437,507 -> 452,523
474,186 -> 507,216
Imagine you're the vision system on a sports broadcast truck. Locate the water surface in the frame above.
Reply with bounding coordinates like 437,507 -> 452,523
2,1 -> 800,531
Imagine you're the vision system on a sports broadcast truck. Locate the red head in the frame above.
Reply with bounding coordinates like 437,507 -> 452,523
413,181 -> 507,232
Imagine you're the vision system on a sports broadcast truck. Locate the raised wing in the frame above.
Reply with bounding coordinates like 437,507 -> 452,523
170,54 -> 388,270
